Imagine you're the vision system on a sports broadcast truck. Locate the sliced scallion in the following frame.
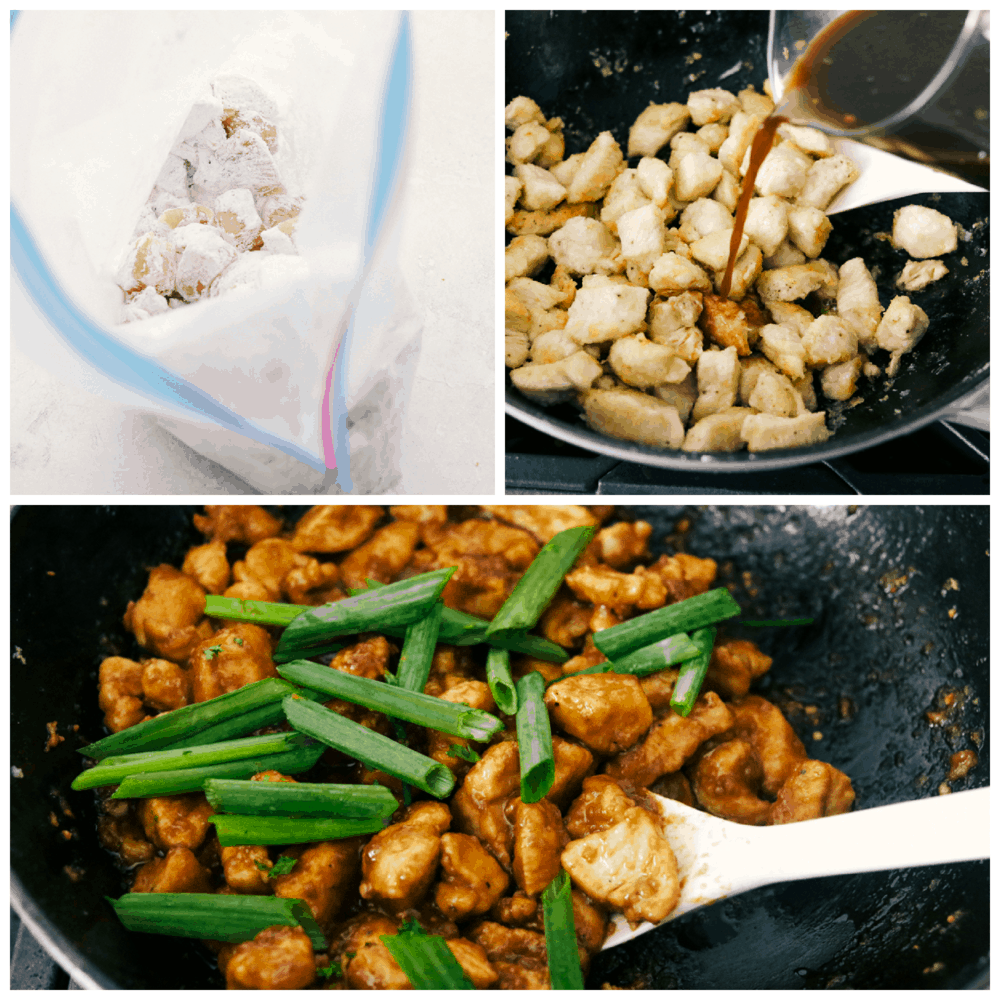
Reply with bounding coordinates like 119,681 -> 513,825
204,596 -> 306,627
515,671 -> 554,804
108,893 -> 326,950
486,526 -> 596,637
608,632 -> 700,676
669,626 -> 717,717
209,814 -> 384,846
203,778 -> 398,818
592,588 -> 740,661
275,569 -> 456,660
277,661 -> 502,741
379,919 -> 473,990
397,602 -> 444,693
485,647 -> 518,715
542,870 -> 584,990
282,696 -> 455,799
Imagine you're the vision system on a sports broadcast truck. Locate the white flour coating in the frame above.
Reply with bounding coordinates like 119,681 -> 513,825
117,73 -> 303,322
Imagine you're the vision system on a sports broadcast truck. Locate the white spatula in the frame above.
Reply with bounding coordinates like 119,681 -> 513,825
602,786 -> 989,950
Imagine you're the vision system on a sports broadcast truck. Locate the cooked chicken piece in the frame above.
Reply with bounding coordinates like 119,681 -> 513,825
566,131 -> 625,204
221,925 -> 316,990
892,204 -> 957,258
562,806 -> 680,924
698,293 -> 755,356
467,922 -> 558,991
835,257 -> 882,352
749,143 -> 811,200
579,388 -> 686,449
741,411 -> 830,452
757,261 -> 836,303
564,281 -> 649,343
802,315 -> 857,368
539,588 -> 595,648
628,102 -> 691,158
507,201 -> 599,237
688,87 -> 740,126
591,520 -> 652,570
690,229 -> 748,273
272,839 -> 362,931
189,623 -> 277,703
436,832 -> 511,919
341,914 -> 410,990
510,351 -> 604,405
674,150 -> 723,202
786,205 -> 832,259
289,505 -> 382,553
506,120 -> 551,165
445,939 -> 499,988
638,668 -> 680,711
359,808 -> 447,912
820,356 -> 865,401
511,797 -> 569,896
748,366 -> 802,416
763,239 -> 807,269
231,537 -> 313,601
547,736 -> 597,809
328,635 -> 391,680
649,292 -> 704,346
678,199 -> 733,242
769,759 -> 855,824
505,175 -> 522,226
696,121 -> 729,153
600,168 -> 652,232
718,111 -> 765,176
97,802 -> 155,866
605,691 -> 734,787
875,295 -> 930,376
283,559 -> 342,606
251,770 -> 299,784
545,673 -> 653,754
339,521 -> 420,590
131,845 -> 212,894
615,203 -> 666,272
564,775 -> 636,838
220,844 -> 272,894
649,251 -> 713,296
505,96 -> 546,131
636,156 -> 673,209
653,373 -> 699,423
390,505 -> 449,526
763,300 -> 812,337
692,345 -> 741,422
123,564 -> 212,663
609,335 -> 691,389
426,679 -> 496,776
564,564 -> 666,614
758,323 -> 807,380
716,244 -> 763,300
650,770 -> 696,806
728,695 -> 808,797
896,259 -> 948,292
451,741 -> 522,868
713,167 -> 741,212
571,889 -> 610,956
646,551 -> 718,604
507,276 -> 571,339
138,794 -> 215,852
689,739 -> 772,824
704,639 -> 772,700
796,153 -> 859,211
777,122 -> 832,158
682,407 -> 752,452
193,505 -> 282,544
505,233 -> 551,281
140,658 -> 192,712
515,162 -> 568,212
98,657 -> 148,732
181,540 -> 230,595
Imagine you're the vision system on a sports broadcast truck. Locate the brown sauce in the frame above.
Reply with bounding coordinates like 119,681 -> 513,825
720,10 -> 874,298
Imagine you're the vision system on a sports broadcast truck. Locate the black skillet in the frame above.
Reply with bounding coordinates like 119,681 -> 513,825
504,10 -> 990,472
10,505 -> 989,988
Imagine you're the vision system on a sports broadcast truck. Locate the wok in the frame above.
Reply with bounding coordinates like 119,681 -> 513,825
10,505 -> 989,988
504,10 -> 990,472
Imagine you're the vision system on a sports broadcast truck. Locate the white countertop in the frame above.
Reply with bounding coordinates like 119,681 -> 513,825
10,11 -> 494,496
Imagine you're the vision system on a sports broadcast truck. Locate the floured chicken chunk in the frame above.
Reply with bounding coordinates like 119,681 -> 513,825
116,75 -> 303,322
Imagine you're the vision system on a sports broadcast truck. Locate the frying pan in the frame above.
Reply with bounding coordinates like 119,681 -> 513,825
10,505 -> 989,988
504,10 -> 990,472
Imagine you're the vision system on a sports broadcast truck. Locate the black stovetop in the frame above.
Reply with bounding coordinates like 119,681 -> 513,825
506,417 -> 989,495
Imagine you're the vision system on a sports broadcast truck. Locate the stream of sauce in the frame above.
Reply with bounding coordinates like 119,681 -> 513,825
719,11 -> 875,298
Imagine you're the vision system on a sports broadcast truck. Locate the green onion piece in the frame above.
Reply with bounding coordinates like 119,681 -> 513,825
593,588 -> 740,662
608,632 -> 700,676
515,671 -> 555,803
669,626 -> 717,717
268,855 -> 298,877
542,871 -> 584,990
486,526 -> 596,637
283,696 -> 455,799
397,602 -> 444,693
446,744 -> 480,764
73,732 -> 315,791
209,814 -> 384,846
277,661 -> 502,741
275,568 -> 456,660
273,641 -> 345,665
110,744 -> 324,799
108,893 -> 326,949
379,919 -> 473,989
204,595 -> 307,627
203,778 -> 398,818
78,679 -> 315,760
485,647 -> 518,715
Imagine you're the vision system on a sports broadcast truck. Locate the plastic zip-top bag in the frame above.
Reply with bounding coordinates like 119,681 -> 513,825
11,11 -> 420,493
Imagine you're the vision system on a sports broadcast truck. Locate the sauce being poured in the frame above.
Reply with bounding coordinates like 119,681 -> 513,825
719,10 -> 875,298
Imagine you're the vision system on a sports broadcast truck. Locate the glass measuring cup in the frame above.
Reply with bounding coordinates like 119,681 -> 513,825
768,10 -> 989,145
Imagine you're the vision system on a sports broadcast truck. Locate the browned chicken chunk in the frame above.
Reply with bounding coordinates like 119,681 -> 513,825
181,539 -> 231,596
341,914 -> 411,990
189,623 -> 278,702
467,922 -> 552,990
565,775 -> 636,838
138,794 -> 215,851
564,563 -> 667,614
445,938 -> 499,988
591,519 -> 653,569
222,925 -> 317,990
436,832 -> 511,919
272,839 -> 362,931
545,673 -> 653,754
221,844 -> 273,894
512,798 -> 569,896
289,505 -> 383,553
451,740 -> 522,868
705,639 -> 772,700
132,846 -> 212,894
769,759 -> 855,824
124,565 -> 212,662
339,521 -> 421,590
427,679 -> 496,776
193,505 -> 283,544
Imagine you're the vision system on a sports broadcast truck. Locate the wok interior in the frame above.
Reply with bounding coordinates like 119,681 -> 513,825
505,10 -> 989,467
10,505 -> 988,988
